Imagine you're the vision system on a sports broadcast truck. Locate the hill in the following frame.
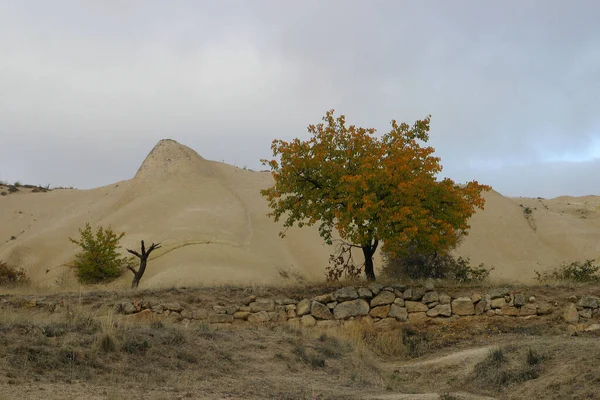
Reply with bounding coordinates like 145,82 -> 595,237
1,139 -> 600,288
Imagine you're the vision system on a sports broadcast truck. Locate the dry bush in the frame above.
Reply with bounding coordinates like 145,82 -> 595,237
535,259 -> 600,283
0,260 -> 30,286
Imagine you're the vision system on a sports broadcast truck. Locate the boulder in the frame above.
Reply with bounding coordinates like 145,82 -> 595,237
316,320 -> 340,329
490,298 -> 506,309
333,299 -> 370,319
327,302 -> 337,310
367,282 -> 384,296
536,302 -> 554,316
579,309 -> 592,319
393,298 -> 405,307
471,293 -> 482,303
422,291 -> 439,304
358,287 -> 373,299
427,302 -> 438,309
117,301 -> 136,315
475,299 -> 488,315
424,279 -> 435,292
371,290 -> 396,307
388,304 -> 408,322
514,293 -> 527,307
438,293 -> 452,305
250,299 -> 275,313
125,309 -> 153,322
402,288 -> 412,300
411,287 -> 426,301
501,307 -> 519,316
563,303 -> 579,323
313,294 -> 333,304
427,304 -> 452,317
335,287 -> 359,302
301,314 -> 317,327
233,311 -> 251,320
247,311 -> 270,323
405,301 -> 428,313
577,295 -> 600,309
519,304 -> 537,317
244,295 -> 257,305
311,301 -> 333,320
452,297 -> 475,316
163,302 -> 183,312
296,299 -> 312,316
192,309 -> 209,320
287,309 -> 297,319
369,305 -> 391,319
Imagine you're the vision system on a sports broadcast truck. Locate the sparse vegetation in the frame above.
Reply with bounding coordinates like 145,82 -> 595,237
0,260 -> 30,286
534,259 -> 600,283
382,250 -> 493,282
69,223 -> 129,284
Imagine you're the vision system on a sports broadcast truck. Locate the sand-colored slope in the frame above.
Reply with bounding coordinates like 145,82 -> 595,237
0,140 -> 334,288
2,139 -> 600,288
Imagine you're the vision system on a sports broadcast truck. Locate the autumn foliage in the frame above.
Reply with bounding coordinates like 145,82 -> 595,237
261,110 -> 491,281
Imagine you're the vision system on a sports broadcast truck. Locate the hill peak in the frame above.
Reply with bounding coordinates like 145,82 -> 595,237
133,139 -> 218,181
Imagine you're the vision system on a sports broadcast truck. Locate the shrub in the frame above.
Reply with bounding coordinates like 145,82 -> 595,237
69,223 -> 128,284
382,250 -> 492,282
534,260 -> 600,283
0,260 -> 30,286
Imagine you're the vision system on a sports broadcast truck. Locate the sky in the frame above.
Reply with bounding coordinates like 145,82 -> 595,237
0,1 -> 599,198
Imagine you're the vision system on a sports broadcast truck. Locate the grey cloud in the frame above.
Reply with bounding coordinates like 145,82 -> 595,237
0,1 -> 599,197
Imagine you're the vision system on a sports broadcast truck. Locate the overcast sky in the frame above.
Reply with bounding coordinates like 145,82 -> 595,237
1,1 -> 599,198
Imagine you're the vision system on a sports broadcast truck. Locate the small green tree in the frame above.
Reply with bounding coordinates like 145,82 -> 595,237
69,223 -> 127,284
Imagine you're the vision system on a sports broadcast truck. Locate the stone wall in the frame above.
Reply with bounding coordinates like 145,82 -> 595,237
112,283 -> 600,333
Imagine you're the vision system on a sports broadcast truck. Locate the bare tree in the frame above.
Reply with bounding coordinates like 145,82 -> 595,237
126,240 -> 161,288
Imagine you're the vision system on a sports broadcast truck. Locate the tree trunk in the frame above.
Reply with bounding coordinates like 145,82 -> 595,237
126,240 -> 161,289
362,239 -> 379,281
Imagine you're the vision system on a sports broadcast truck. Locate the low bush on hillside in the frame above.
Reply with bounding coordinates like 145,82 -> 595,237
69,223 -> 129,284
534,260 -> 600,283
382,251 -> 493,283
0,260 -> 30,286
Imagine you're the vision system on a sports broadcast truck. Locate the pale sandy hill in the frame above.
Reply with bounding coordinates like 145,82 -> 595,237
1,139 -> 600,288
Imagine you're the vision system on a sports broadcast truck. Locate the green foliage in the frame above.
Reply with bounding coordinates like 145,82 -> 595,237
534,259 -> 600,283
382,250 -> 492,283
69,223 -> 127,284
0,260 -> 30,286
261,109 -> 491,280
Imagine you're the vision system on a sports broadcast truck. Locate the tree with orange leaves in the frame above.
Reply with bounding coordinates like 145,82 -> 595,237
261,110 -> 491,281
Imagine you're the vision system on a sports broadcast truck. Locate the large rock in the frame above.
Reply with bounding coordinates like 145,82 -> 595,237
411,287 -> 426,301
452,297 -> 475,316
577,295 -> 600,309
296,299 -> 312,316
233,311 -> 251,320
393,298 -> 405,307
427,304 -> 452,317
358,287 -> 373,299
438,293 -> 451,305
369,305 -> 391,319
489,288 -> 510,299
250,299 -> 275,312
371,290 -> 396,307
405,301 -> 428,313
519,304 -> 537,317
335,287 -> 358,302
514,293 -> 527,307
536,301 -> 554,315
247,311 -> 271,323
475,299 -> 488,315
502,307 -> 519,316
301,314 -> 316,327
311,301 -> 333,320
275,298 -> 297,306
388,304 -> 408,321
313,294 -> 333,304
490,298 -> 506,309
422,291 -> 439,304
563,303 -> 579,323
333,299 -> 370,319
367,282 -> 384,295
117,301 -> 136,315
